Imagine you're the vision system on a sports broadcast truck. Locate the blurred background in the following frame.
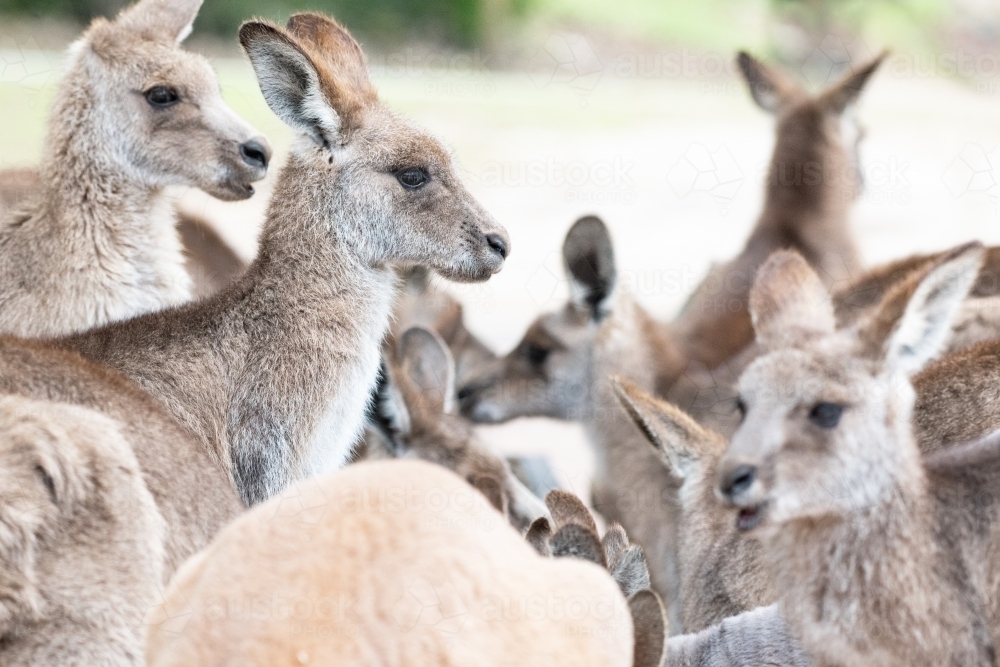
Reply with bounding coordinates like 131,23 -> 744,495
2,0 -> 1000,491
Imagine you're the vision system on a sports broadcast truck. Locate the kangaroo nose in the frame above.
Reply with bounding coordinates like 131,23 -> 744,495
240,138 -> 272,170
720,464 -> 757,501
486,233 -> 509,260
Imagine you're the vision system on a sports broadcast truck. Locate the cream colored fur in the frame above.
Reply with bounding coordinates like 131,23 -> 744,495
146,460 -> 632,667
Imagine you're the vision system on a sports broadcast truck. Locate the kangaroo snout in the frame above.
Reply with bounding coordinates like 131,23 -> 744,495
240,137 -> 272,171
486,232 -> 509,260
718,463 -> 757,503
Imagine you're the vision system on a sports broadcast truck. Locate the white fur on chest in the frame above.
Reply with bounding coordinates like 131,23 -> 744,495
302,275 -> 396,476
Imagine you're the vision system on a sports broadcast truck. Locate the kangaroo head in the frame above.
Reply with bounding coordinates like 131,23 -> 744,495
458,215 -> 617,422
717,244 -> 983,535
240,14 -> 508,281
367,326 -> 547,531
738,50 -> 885,199
60,0 -> 269,200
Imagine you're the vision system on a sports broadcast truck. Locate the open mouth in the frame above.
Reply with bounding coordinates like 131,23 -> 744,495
735,502 -> 768,532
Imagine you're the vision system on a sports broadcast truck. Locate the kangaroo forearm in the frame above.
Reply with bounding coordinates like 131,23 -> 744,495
667,605 -> 811,667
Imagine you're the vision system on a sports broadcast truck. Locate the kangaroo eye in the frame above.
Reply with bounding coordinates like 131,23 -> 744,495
809,402 -> 844,429
524,343 -> 550,367
144,86 -> 179,108
396,167 -> 429,190
735,398 -> 747,421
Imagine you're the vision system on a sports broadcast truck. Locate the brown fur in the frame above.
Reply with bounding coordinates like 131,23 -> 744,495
0,0 -> 268,338
361,326 -> 548,532
459,215 -> 688,631
675,52 -> 884,370
0,395 -> 165,667
0,337 -> 241,578
46,14 -> 508,508
391,267 -> 498,390
613,380 -> 772,632
146,460 -> 633,667
718,247 -> 995,666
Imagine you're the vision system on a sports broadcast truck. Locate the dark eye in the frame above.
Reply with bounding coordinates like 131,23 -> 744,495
735,398 -> 747,421
524,343 -> 550,367
144,86 -> 179,108
396,167 -> 429,190
809,402 -> 844,429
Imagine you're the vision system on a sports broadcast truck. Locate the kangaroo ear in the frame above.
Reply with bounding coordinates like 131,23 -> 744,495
819,51 -> 887,114
563,216 -> 616,321
367,361 -> 411,454
550,523 -> 606,566
239,21 -> 343,148
629,589 -> 669,667
749,250 -> 835,350
398,326 -> 456,414
285,12 -> 377,138
116,0 -> 203,43
545,489 -> 599,534
736,51 -> 804,114
878,243 -> 983,376
612,378 -> 724,479
526,516 -> 553,556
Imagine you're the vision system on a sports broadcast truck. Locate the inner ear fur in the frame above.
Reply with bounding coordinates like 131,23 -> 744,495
612,378 -> 724,479
563,216 -> 616,320
736,51 -> 805,114
398,326 -> 456,414
860,242 -> 984,374
818,51 -> 888,114
749,249 -> 835,350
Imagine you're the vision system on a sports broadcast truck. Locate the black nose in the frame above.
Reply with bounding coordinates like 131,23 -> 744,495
720,464 -> 757,500
486,234 -> 508,260
240,138 -> 271,170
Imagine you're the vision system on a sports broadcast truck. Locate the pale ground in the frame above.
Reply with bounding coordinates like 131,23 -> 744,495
4,44 -> 1000,496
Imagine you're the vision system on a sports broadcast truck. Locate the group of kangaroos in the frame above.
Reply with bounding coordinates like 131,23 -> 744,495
2,0 -> 1000,665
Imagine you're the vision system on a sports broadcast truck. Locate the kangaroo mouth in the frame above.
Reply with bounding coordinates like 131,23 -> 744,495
735,501 -> 768,532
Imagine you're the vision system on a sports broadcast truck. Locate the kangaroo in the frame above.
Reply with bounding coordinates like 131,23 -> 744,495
675,51 -> 884,371
0,395 -> 165,667
145,460 -> 633,667
458,215 -> 688,631
616,246 -> 1000,633
47,13 -> 508,507
361,326 -> 547,532
717,246 -> 999,666
0,0 -> 270,339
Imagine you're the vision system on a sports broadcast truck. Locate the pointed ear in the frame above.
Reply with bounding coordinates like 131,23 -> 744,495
629,589 -> 669,667
563,216 -> 616,321
239,21 -> 342,148
877,243 -> 983,376
116,0 -> 203,43
398,326 -> 456,414
526,517 -> 553,556
285,12 -> 377,137
610,545 -> 651,599
545,489 -> 599,534
737,51 -> 804,114
612,378 -> 724,479
819,51 -> 887,115
367,361 -> 411,453
749,250 -> 835,350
